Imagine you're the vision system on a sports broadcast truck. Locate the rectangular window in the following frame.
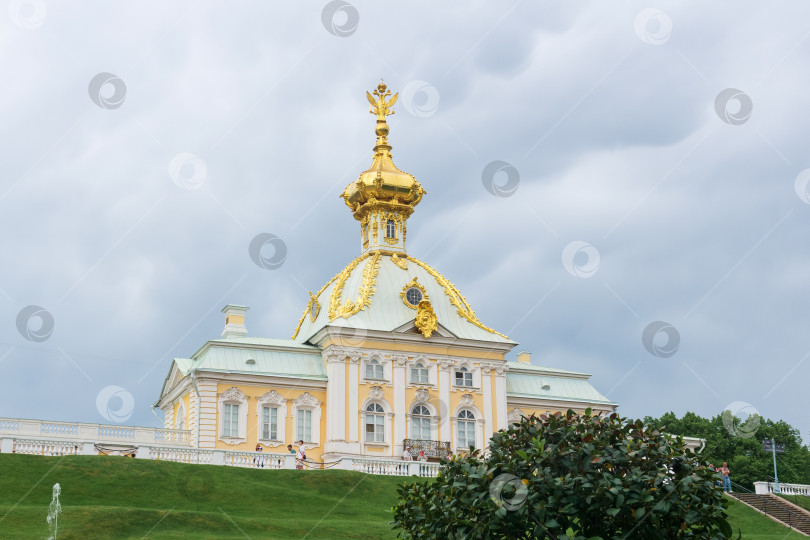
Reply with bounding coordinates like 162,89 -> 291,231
411,367 -> 429,384
297,409 -> 312,442
223,403 -> 239,438
366,414 -> 385,442
458,421 -> 475,448
262,406 -> 278,440
411,417 -> 430,440
455,371 -> 473,387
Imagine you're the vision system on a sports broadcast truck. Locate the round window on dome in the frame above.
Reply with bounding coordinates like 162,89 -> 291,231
405,287 -> 423,307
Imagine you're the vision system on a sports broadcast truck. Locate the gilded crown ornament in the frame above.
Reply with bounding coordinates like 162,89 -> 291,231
341,83 -> 425,253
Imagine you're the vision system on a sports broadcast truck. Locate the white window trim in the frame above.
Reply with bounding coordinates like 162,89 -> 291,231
360,395 -> 392,445
292,392 -> 321,446
452,361 -> 481,390
256,390 -> 287,446
452,402 -> 485,451
175,401 -> 186,431
361,353 -> 390,384
218,387 -> 248,445
407,402 -> 437,441
408,355 -> 434,386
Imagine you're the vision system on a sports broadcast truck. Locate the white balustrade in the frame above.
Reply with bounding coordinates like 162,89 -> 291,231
98,426 -> 135,439
222,450 -> 287,470
352,458 -> 432,477
0,419 -> 20,433
150,446 -> 214,465
755,481 -> 810,496
0,417 -> 189,447
12,439 -> 81,456
40,422 -> 79,437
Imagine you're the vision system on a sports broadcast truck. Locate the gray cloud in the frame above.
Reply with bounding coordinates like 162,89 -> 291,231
0,1 -> 808,443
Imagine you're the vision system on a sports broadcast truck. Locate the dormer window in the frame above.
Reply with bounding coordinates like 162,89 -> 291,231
455,367 -> 473,387
385,219 -> 396,239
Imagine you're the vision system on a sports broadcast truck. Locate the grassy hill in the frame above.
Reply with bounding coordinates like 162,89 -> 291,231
0,454 -> 805,539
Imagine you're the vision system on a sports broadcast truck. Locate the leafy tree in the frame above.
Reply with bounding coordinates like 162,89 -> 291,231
392,410 -> 730,539
643,412 -> 810,491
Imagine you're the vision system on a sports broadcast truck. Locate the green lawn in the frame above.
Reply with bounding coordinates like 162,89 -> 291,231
0,454 -> 803,539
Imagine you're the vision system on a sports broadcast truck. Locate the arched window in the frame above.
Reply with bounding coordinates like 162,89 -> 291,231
365,403 -> 385,442
410,362 -> 429,384
457,410 -> 476,449
366,359 -> 384,380
175,403 -> 185,431
411,405 -> 431,440
455,366 -> 473,387
385,219 -> 396,239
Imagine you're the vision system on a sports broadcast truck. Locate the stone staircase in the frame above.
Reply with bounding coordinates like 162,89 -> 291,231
729,492 -> 810,536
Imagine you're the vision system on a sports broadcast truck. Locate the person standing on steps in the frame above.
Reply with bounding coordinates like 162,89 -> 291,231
720,462 -> 732,492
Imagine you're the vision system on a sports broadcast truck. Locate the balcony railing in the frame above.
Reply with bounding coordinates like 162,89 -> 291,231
402,439 -> 450,461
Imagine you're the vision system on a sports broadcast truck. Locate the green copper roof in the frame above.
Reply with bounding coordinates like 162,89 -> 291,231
176,341 -> 326,380
506,370 -> 616,406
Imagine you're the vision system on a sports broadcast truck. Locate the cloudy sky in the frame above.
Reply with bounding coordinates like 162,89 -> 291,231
1,1 -> 809,445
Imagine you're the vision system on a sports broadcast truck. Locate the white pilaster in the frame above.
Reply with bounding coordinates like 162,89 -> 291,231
348,352 -> 360,442
392,354 -> 407,456
197,378 -> 218,449
482,364 -> 493,442
494,364 -> 508,431
324,349 -> 347,449
438,359 -> 452,443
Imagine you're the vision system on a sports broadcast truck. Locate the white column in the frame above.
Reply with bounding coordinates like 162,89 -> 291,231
481,364 -> 493,443
324,349 -> 347,447
348,352 -> 360,442
438,359 -> 452,443
392,354 -> 407,456
494,364 -> 508,431
197,378 -> 218,448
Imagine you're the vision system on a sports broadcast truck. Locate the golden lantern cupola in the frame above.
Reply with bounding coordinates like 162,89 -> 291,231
341,83 -> 425,254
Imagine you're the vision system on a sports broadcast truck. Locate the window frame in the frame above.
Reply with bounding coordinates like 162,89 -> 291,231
364,403 -> 386,443
454,366 -> 473,388
385,219 -> 396,239
410,362 -> 429,384
456,409 -> 476,449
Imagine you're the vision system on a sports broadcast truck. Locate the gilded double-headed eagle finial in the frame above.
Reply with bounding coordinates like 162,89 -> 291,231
366,83 -> 398,120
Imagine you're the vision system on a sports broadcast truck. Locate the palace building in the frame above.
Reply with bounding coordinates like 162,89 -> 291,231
155,84 -> 617,463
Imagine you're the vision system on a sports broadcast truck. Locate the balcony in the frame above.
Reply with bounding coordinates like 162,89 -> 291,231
402,438 -> 450,461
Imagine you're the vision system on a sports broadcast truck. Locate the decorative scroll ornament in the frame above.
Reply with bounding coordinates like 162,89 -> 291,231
391,253 -> 407,270
414,300 -> 438,338
347,351 -> 362,363
438,358 -> 454,371
507,408 -> 526,424
330,251 -> 382,320
259,390 -> 285,406
294,392 -> 319,408
369,385 -> 384,401
460,394 -> 475,408
324,348 -> 346,364
414,388 -> 430,405
391,354 -> 408,367
308,291 -> 320,321
223,387 -> 246,402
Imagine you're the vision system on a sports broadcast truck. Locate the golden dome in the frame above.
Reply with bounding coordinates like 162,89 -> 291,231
340,83 -> 425,221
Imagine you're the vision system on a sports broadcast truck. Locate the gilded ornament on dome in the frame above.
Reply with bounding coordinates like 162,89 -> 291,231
308,291 -> 320,322
329,251 -> 382,320
401,277 -> 429,309
391,253 -> 407,270
414,300 -> 438,338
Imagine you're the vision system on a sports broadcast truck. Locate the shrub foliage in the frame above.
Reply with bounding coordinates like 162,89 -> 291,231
392,409 -> 731,539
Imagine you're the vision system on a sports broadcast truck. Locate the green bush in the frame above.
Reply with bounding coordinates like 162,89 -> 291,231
392,409 -> 731,539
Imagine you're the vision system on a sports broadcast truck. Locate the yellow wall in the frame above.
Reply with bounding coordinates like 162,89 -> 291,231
214,382 -> 327,462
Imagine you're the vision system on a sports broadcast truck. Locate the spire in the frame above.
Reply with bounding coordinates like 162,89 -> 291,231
341,83 -> 425,254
